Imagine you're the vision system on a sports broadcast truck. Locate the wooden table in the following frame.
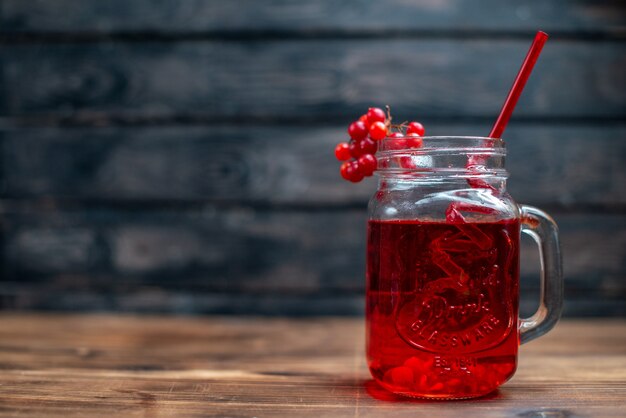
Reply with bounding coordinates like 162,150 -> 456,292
0,315 -> 624,417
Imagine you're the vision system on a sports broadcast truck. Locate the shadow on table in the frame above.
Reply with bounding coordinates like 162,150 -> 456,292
363,379 -> 504,402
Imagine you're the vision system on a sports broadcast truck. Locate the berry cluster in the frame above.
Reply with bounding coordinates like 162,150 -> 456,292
380,355 -> 513,396
334,107 -> 426,182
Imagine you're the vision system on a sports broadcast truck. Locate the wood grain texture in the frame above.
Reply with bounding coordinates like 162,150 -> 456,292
0,2 -> 624,318
1,209 -> 624,316
2,40 -> 624,119
0,314 -> 624,417
2,0 -> 625,33
1,123 -> 625,206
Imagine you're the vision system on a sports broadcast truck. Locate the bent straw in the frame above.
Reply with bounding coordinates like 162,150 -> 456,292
489,31 -> 549,139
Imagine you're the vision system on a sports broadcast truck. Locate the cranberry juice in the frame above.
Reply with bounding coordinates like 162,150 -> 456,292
366,219 -> 520,398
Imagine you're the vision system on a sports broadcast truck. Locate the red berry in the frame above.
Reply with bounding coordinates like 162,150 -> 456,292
341,160 -> 364,182
400,156 -> 416,169
340,161 -> 352,181
349,161 -> 364,182
407,121 -> 425,136
358,137 -> 377,155
389,132 -> 404,138
389,366 -> 414,386
367,107 -> 386,124
334,142 -> 351,161
358,154 -> 377,176
403,356 -> 426,372
369,121 -> 388,141
387,138 -> 407,150
406,133 -> 423,148
348,121 -> 368,141
358,114 -> 369,124
348,140 -> 362,159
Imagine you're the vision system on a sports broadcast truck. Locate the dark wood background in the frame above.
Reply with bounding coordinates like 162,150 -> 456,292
0,1 -> 624,316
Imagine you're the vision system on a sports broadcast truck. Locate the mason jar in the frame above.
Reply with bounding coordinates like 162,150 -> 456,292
366,136 -> 563,399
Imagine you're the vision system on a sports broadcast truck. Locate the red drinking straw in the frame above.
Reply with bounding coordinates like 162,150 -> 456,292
489,31 -> 549,138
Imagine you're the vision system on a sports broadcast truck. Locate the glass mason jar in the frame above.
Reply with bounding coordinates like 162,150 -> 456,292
366,136 -> 563,399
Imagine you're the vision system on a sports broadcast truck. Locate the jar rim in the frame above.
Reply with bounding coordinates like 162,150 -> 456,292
377,136 -> 505,154
387,136 -> 502,141
375,136 -> 507,178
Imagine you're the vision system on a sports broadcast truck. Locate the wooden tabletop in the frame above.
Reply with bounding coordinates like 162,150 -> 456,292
0,315 -> 624,417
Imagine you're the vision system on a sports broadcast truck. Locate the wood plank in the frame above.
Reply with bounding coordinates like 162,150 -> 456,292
2,40 -> 624,118
0,289 -> 622,317
1,123 -> 624,207
0,315 -> 624,417
1,210 -> 623,315
2,0 -> 625,33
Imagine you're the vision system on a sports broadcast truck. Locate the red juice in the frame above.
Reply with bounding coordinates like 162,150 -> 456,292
366,218 -> 520,399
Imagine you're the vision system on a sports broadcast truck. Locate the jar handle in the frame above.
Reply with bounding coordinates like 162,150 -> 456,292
519,205 -> 564,344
